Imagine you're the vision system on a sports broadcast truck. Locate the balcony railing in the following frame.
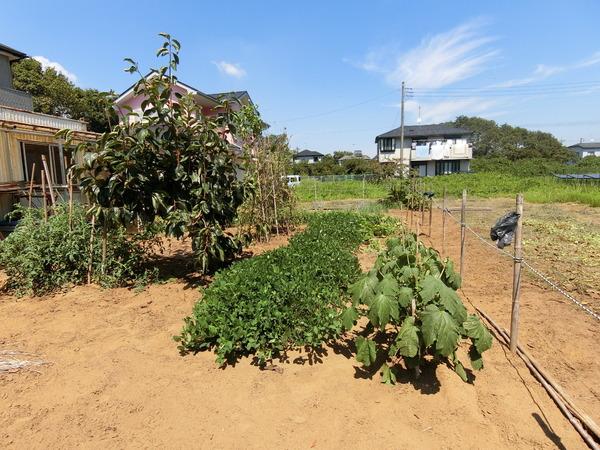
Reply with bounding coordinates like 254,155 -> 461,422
0,105 -> 87,131
410,142 -> 472,160
0,87 -> 33,111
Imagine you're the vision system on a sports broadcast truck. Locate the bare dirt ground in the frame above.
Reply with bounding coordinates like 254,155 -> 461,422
0,221 -> 594,449
392,203 -> 600,423
440,197 -> 600,310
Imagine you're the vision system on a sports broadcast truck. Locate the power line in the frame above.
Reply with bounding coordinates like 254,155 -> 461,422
273,88 -> 400,124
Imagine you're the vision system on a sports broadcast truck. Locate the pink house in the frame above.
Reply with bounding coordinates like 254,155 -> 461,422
114,72 -> 253,152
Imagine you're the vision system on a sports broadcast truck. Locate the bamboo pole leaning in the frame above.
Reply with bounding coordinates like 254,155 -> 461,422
475,306 -> 600,449
41,155 -> 56,206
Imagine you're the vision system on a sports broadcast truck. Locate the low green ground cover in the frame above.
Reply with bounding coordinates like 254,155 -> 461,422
175,211 -> 398,364
295,173 -> 600,207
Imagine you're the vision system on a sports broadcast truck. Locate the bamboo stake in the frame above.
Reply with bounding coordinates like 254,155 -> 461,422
428,198 -> 433,237
87,215 -> 96,285
41,170 -> 48,222
64,156 -> 73,231
510,193 -> 524,353
459,189 -> 467,279
270,159 -> 279,236
27,163 -> 36,208
101,223 -> 107,275
41,155 -> 56,206
442,187 -> 447,255
68,170 -> 73,231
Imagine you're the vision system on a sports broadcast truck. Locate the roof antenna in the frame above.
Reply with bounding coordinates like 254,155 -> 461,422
417,105 -> 422,124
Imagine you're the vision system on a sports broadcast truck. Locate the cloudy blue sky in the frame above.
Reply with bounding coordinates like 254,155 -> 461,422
3,0 -> 600,155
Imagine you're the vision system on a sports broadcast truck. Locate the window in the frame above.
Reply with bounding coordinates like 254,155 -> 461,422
20,142 -> 67,185
435,160 -> 461,175
379,138 -> 395,152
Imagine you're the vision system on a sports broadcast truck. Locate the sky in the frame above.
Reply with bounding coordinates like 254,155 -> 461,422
3,0 -> 600,156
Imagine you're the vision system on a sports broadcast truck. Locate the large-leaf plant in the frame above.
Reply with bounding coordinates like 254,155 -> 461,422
344,233 -> 492,383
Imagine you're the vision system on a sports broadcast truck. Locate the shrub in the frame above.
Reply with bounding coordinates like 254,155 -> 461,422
60,34 -> 245,274
175,211 -> 397,364
0,205 -> 155,296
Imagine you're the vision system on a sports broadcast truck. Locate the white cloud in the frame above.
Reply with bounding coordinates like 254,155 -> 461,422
357,19 -> 497,89
213,61 -> 246,78
404,97 -> 500,123
33,56 -> 77,83
493,51 -> 600,88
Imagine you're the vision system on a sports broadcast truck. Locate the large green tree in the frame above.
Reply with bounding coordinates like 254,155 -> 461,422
11,58 -> 116,133
60,34 -> 246,273
453,116 -> 574,161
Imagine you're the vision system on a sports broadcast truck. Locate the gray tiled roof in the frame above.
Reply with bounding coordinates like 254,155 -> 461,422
569,142 -> 600,149
294,149 -> 324,157
375,123 -> 472,141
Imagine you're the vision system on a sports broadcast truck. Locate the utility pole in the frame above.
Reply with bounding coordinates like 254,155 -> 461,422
400,81 -> 405,168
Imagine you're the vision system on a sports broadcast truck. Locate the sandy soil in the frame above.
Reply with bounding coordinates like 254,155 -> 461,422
392,206 -> 600,421
0,226 -> 593,449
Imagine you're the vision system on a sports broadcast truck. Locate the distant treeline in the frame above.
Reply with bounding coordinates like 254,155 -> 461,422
295,116 -> 596,177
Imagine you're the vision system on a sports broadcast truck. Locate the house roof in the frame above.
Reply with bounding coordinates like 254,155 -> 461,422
209,90 -> 252,104
294,149 -> 324,157
0,43 -> 27,62
338,154 -> 370,161
115,72 -> 252,108
375,123 -> 472,142
569,142 -> 600,150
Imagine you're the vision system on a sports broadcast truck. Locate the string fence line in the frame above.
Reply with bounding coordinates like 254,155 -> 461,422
427,199 -> 600,322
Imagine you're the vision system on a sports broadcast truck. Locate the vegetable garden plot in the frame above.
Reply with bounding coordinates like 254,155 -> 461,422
176,212 -> 398,364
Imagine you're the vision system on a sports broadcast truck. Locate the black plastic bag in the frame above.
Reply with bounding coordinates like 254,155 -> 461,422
490,211 -> 519,249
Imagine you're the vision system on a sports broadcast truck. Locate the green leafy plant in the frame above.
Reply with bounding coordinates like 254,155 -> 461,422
0,205 -> 156,296
59,34 -> 245,274
175,211 -> 397,365
344,233 -> 492,383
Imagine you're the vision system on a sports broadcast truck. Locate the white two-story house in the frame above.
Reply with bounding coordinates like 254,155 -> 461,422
375,124 -> 473,176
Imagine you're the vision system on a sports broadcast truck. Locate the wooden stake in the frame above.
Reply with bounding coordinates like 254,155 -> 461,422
101,223 -> 107,275
41,155 -> 56,206
428,198 -> 433,237
459,189 -> 467,279
510,193 -> 524,353
442,187 -> 447,255
68,172 -> 73,231
27,163 -> 36,208
64,155 -> 73,231
87,215 -> 96,285
41,170 -> 48,222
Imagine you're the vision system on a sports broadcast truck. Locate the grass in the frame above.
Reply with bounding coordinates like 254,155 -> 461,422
295,173 -> 600,207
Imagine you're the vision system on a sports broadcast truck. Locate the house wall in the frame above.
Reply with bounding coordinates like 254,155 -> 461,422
0,55 -> 12,89
378,136 -> 472,166
0,129 -> 25,183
